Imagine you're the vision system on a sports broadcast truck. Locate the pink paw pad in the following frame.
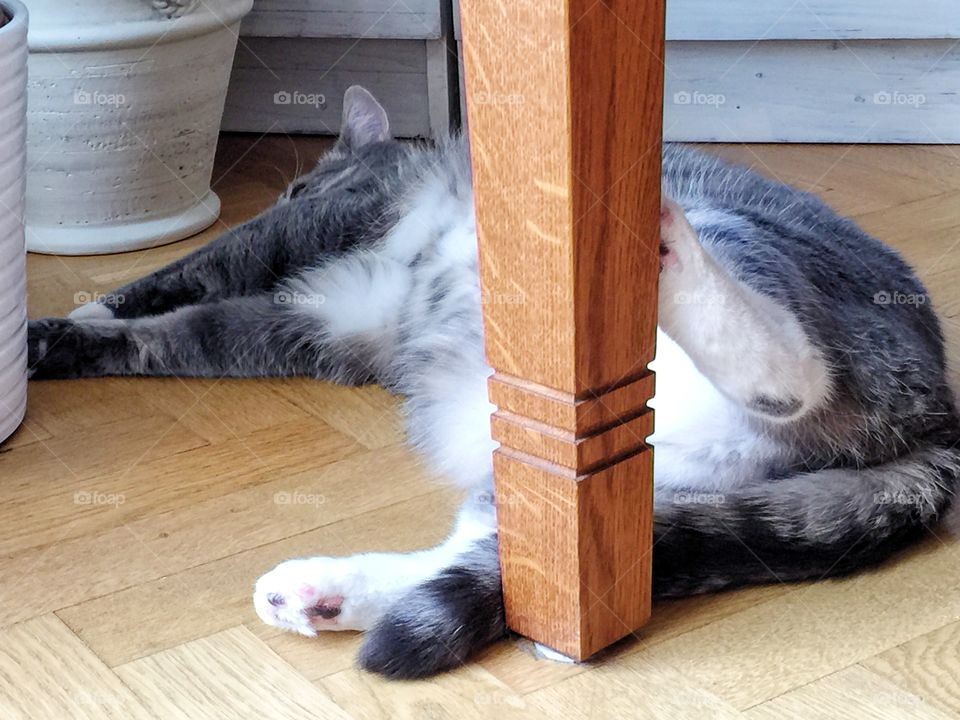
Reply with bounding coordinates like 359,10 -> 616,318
660,202 -> 674,227
306,595 -> 344,622
660,242 -> 680,271
296,584 -> 317,600
659,200 -> 682,271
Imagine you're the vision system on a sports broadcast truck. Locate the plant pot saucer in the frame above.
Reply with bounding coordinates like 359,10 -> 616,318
27,190 -> 221,255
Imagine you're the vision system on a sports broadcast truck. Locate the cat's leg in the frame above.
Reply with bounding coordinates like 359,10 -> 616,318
71,87 -> 399,322
69,205 -> 340,321
253,502 -> 505,677
658,199 -> 832,421
30,293 -> 377,381
255,362 -> 506,678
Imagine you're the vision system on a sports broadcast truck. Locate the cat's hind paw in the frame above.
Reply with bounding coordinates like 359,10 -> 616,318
253,557 -> 379,635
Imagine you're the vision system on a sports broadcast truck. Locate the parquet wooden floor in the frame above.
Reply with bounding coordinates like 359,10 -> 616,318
3,136 -> 960,718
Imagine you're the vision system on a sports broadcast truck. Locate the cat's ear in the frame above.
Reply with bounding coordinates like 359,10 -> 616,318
339,86 -> 390,149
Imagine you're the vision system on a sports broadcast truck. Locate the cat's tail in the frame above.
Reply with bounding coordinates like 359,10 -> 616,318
653,445 -> 960,598
357,445 -> 957,679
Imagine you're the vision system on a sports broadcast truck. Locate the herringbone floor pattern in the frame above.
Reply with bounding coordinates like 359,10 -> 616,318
2,136 -> 959,719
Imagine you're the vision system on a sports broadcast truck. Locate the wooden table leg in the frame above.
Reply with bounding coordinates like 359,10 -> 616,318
459,0 -> 665,659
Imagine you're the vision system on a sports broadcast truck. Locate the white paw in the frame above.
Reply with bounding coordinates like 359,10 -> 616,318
68,303 -> 115,320
253,557 -> 380,635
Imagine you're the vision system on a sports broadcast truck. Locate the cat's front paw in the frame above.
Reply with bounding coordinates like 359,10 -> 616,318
28,318 -> 79,379
253,558 -> 377,635
69,302 -> 115,320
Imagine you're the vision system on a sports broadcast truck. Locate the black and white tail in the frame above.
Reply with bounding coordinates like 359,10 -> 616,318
652,445 -> 959,597
360,445 -> 958,678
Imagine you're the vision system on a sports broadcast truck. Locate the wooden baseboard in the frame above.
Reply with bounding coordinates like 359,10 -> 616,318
663,40 -> 960,143
222,38 -> 442,138
240,0 -> 443,40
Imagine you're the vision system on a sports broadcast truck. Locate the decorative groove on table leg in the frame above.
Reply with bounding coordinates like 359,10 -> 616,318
462,0 -> 664,660
494,448 -> 654,659
489,368 -> 656,659
490,407 -> 654,473
488,371 -> 657,435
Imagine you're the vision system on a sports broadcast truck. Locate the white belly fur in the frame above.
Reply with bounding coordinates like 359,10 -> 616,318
649,329 -> 778,492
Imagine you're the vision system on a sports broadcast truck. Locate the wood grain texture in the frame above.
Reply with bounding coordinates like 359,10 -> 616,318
745,664 -> 955,720
526,658 -> 744,719
460,0 -> 664,659
863,620 -> 960,717
630,536 -> 960,709
494,450 -> 654,658
4,135 -> 960,717
488,372 -> 655,435
58,490 -> 457,669
396,0 -> 960,42
116,627 -> 351,720
0,615 -> 155,720
319,665 -> 541,720
462,0 -> 663,392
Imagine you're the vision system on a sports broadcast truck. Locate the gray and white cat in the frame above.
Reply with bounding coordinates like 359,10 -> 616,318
28,87 -> 960,678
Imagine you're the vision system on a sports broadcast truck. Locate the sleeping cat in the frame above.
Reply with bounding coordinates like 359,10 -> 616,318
28,86 -> 960,679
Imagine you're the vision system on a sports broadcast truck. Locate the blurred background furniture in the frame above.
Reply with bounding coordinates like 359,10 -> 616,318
222,0 -> 459,138
224,0 -> 960,142
660,0 -> 960,142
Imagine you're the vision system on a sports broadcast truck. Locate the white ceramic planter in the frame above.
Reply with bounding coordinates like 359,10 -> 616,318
0,0 -> 27,444
24,0 -> 253,254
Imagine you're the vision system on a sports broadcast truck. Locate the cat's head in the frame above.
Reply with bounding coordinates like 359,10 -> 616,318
281,86 -> 404,203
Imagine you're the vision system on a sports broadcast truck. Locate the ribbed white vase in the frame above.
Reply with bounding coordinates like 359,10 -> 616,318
24,0 -> 253,255
0,0 -> 27,444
